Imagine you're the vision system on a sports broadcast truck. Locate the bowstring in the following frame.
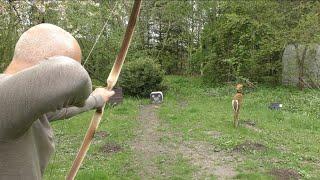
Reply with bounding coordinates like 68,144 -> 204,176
49,2 -> 119,179
82,21 -> 108,66
83,2 -> 119,66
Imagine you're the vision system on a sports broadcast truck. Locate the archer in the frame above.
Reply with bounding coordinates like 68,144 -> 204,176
0,23 -> 114,179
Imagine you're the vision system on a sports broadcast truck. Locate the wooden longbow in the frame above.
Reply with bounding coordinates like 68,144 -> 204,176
66,1 -> 142,179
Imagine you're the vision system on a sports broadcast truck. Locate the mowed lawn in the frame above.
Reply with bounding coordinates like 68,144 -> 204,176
45,76 -> 320,179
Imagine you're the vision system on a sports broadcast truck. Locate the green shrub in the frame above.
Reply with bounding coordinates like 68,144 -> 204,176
118,57 -> 164,97
202,60 -> 230,85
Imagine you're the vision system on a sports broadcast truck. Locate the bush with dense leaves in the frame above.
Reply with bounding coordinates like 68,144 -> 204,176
118,57 -> 164,97
202,59 -> 230,85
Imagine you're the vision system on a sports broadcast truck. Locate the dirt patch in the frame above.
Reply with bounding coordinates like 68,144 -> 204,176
243,120 -> 256,126
213,166 -> 238,179
178,100 -> 189,108
276,145 -> 290,153
101,142 -> 122,154
175,141 -> 241,179
204,131 -> 222,139
95,131 -> 109,138
269,168 -> 301,180
131,104 -> 243,179
243,120 -> 262,133
131,104 -> 164,178
233,140 -> 267,152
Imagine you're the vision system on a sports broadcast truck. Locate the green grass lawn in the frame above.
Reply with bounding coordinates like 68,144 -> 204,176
45,75 -> 320,179
45,98 -> 143,180
160,76 -> 320,179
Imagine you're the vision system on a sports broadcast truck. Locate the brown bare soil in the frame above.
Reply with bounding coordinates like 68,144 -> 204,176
95,131 -> 109,138
205,130 -> 222,139
243,120 -> 262,132
270,168 -> 302,180
130,104 -> 165,179
131,104 -> 243,179
101,142 -> 122,154
175,141 -> 241,179
233,140 -> 267,152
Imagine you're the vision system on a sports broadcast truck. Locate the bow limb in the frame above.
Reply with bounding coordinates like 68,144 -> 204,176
66,1 -> 142,179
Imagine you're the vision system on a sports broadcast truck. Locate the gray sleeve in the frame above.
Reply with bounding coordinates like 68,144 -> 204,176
0,56 -> 92,140
46,94 -> 105,121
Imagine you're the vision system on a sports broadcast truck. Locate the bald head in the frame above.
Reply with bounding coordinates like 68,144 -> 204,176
5,23 -> 82,74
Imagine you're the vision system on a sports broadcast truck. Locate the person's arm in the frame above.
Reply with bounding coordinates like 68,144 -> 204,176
46,94 -> 105,121
47,88 -> 114,121
0,56 -> 91,140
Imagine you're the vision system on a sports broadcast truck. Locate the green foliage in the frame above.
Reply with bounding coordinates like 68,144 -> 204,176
199,2 -> 280,84
2,1 -> 320,87
202,58 -> 230,85
119,57 -> 164,97
193,1 -> 320,85
0,1 -> 19,71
